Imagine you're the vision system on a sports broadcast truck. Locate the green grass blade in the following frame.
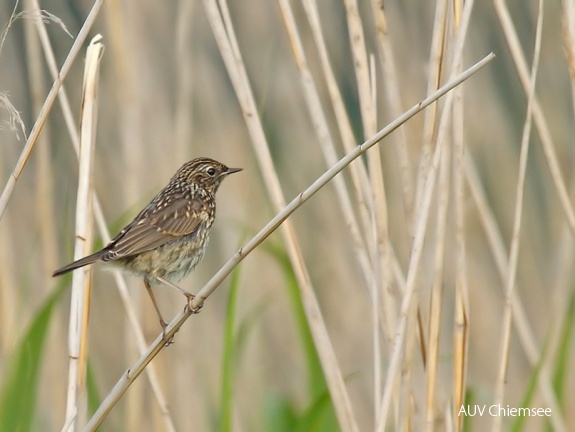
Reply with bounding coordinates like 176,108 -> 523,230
264,394 -> 298,432
462,388 -> 475,432
552,291 -> 574,402
295,388 -> 339,432
219,264 -> 242,432
0,282 -> 67,432
86,360 -> 101,417
270,246 -> 324,395
510,322 -> 553,432
545,290 -> 575,431
269,245 -> 337,427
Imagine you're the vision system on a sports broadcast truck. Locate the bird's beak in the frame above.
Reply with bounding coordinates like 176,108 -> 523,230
226,167 -> 243,175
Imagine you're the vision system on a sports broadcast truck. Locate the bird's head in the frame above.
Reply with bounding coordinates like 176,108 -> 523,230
177,157 -> 242,193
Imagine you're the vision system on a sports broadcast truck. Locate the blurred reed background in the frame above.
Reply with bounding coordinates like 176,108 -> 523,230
0,0 -> 573,431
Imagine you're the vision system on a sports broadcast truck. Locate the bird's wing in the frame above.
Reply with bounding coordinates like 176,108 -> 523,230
101,195 -> 210,261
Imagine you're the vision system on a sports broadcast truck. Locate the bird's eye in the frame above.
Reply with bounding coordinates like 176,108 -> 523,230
206,167 -> 217,176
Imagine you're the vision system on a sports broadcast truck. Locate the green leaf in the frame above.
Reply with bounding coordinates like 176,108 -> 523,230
270,245 -> 327,399
0,282 -> 67,432
264,394 -> 298,432
219,264 -> 242,432
86,360 -> 102,417
267,244 -> 338,429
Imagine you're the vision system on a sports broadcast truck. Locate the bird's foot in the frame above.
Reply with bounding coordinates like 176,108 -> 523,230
160,319 -> 174,347
184,294 -> 203,314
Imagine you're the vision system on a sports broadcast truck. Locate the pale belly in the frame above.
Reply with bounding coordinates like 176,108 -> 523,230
118,233 -> 209,283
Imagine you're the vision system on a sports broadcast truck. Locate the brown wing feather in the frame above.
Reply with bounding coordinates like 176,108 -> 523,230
102,195 -> 209,260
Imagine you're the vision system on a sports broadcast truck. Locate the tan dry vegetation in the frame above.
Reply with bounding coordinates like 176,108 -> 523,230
0,0 -> 573,431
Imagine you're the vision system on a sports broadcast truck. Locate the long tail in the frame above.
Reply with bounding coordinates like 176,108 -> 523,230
52,251 -> 104,277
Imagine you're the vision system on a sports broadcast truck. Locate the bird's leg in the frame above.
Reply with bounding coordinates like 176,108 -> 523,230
156,276 -> 203,314
157,275 -> 196,304
156,275 -> 194,299
144,279 -> 173,345
156,276 -> 202,313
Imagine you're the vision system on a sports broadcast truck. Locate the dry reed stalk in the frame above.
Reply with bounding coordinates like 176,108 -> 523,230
564,0 -> 575,108
368,55 -> 384,423
423,4 -> 470,431
494,0 -> 575,237
0,215 -> 16,349
451,57 -> 469,432
26,5 -> 173,430
340,2 -> 398,425
83,53 -> 494,431
300,1 -> 376,272
540,221 -> 575,422
377,2 -> 477,428
424,105 -> 452,432
300,0 -> 373,192
0,3 -> 21,357
22,0 -> 58,276
103,0 -> 143,201
370,1 -> 415,232
415,0 -> 448,211
417,6 -> 449,425
452,289 -> 468,432
21,0 -> 66,420
26,1 -> 176,426
464,153 -> 566,430
450,5 -> 470,430
62,35 -> 103,432
492,1 -> 543,430
277,6 -> 399,419
300,1 -> 400,347
277,9 -> 398,417
0,1 -> 20,51
341,3 -> 393,370
84,303 -> 195,432
0,199 -> 15,355
0,0 -> 104,220
278,0 -> 371,296
532,1 -> 575,416
441,5 -> 473,431
427,4 -> 471,430
0,205 -> 16,351
378,106 -> 444,430
492,0 -> 568,430
29,0 -> 78,149
102,2 -> 148,429
205,0 -> 360,430
174,0 -> 196,163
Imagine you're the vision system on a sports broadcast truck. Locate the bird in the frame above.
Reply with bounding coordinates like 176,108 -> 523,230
53,157 -> 242,336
